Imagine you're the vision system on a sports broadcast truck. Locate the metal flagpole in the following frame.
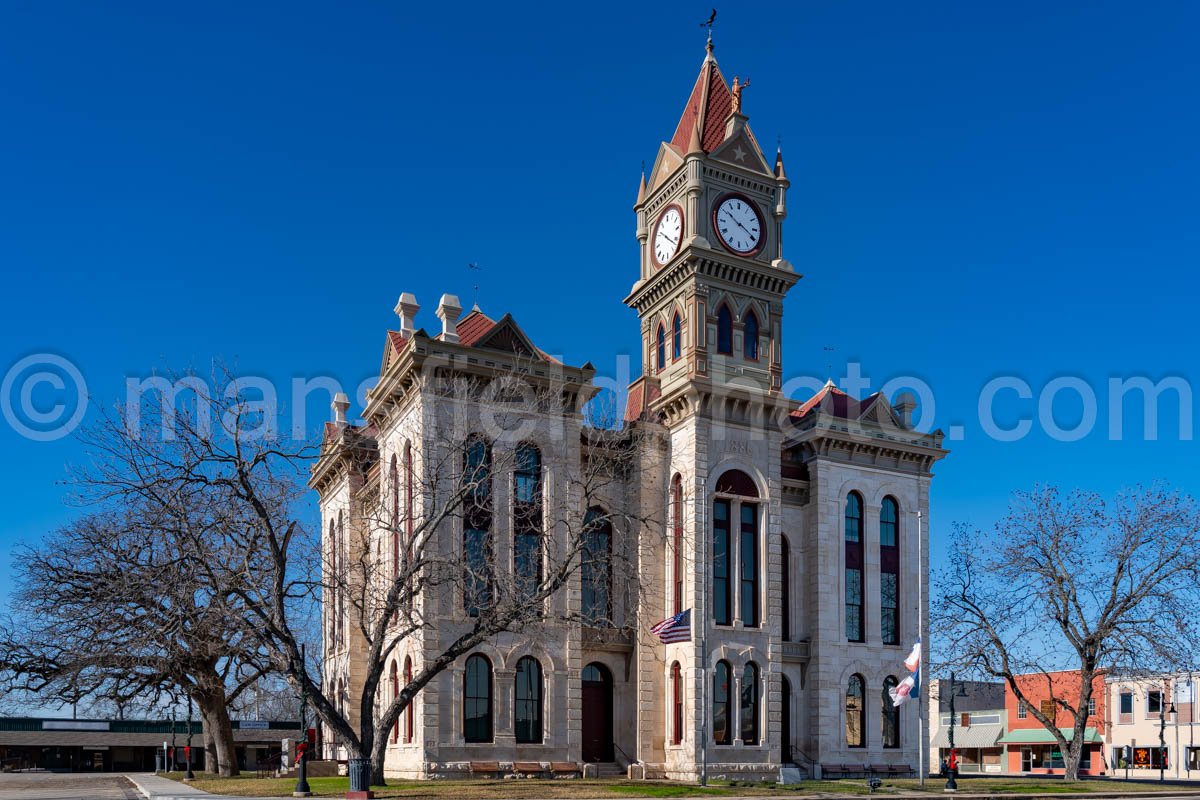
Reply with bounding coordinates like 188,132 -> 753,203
700,497 -> 708,787
918,510 -> 926,787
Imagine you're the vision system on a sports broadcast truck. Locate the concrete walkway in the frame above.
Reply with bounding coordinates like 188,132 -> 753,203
125,773 -> 279,800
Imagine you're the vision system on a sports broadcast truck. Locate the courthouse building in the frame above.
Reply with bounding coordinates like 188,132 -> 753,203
313,40 -> 947,781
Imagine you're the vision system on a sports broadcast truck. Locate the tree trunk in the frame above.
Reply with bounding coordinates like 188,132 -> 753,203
196,691 -> 240,778
202,726 -> 216,774
370,731 -> 389,786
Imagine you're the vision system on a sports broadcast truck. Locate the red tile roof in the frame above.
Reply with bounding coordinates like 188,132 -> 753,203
670,52 -> 735,155
386,330 -> 409,355
456,309 -> 497,347
624,376 -> 661,423
791,381 -> 882,422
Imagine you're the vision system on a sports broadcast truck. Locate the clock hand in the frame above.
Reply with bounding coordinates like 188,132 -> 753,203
723,211 -> 752,236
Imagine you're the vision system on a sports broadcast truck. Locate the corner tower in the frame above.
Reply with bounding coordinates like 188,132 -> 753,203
626,40 -> 798,405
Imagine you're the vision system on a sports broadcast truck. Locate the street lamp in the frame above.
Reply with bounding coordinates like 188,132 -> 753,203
185,692 -> 196,781
945,672 -> 968,792
1159,688 -> 1177,783
294,643 -> 311,798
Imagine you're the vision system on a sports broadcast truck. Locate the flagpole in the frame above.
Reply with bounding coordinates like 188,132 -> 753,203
700,504 -> 708,787
918,509 -> 926,788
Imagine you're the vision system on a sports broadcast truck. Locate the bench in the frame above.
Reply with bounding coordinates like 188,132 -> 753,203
513,761 -> 545,777
469,761 -> 504,778
550,761 -> 582,778
867,763 -> 916,778
821,763 -> 867,779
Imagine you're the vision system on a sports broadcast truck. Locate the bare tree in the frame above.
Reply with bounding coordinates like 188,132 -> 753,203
0,503 -> 269,776
934,484 -> 1200,780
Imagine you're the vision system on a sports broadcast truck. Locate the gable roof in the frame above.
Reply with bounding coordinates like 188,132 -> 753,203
453,308 -> 561,364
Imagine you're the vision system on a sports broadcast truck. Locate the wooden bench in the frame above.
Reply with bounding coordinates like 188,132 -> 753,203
550,761 -> 581,778
513,761 -> 545,777
469,761 -> 504,778
822,763 -> 867,779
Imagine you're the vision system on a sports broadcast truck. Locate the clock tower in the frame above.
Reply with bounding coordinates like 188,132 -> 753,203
626,39 -> 799,409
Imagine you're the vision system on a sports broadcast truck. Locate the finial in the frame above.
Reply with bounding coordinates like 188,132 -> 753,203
636,166 -> 647,204
774,147 -> 787,180
687,118 -> 704,155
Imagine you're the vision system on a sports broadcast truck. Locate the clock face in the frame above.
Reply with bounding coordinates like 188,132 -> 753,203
713,195 -> 763,255
653,206 -> 683,265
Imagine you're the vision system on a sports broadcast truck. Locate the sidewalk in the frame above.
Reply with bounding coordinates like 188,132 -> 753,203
125,773 -> 279,800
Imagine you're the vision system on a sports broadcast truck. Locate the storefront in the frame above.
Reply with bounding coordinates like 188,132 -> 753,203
998,727 -> 1105,775
0,717 -> 299,773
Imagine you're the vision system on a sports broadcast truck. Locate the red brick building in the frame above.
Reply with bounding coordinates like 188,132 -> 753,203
996,671 -> 1107,775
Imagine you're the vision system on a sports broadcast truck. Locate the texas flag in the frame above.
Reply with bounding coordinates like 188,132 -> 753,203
904,638 -> 922,673
890,672 -> 917,707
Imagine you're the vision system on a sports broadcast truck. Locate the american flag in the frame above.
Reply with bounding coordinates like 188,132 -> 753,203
650,609 -> 692,644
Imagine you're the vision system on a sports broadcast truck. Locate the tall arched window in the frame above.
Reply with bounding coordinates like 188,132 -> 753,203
672,312 -> 682,361
713,469 -> 759,628
880,496 -> 900,645
390,453 -> 400,578
781,535 -> 791,642
882,676 -> 900,748
670,661 -> 683,745
404,441 -> 414,559
463,437 -> 493,616
743,310 -> 759,360
713,660 -> 732,745
513,443 -> 543,599
463,654 -> 493,743
846,674 -> 865,748
337,510 -> 346,646
514,656 -> 543,744
656,324 -> 666,371
671,474 -> 684,615
581,508 -> 613,626
845,492 -> 864,642
390,660 -> 400,744
740,662 -> 760,745
403,656 -> 414,743
327,518 -> 337,648
716,305 -> 733,355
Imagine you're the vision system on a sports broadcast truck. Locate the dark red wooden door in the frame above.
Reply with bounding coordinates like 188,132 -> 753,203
581,663 -> 613,762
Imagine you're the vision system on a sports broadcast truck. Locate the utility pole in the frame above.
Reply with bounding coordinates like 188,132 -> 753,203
185,692 -> 196,781
294,643 -> 311,797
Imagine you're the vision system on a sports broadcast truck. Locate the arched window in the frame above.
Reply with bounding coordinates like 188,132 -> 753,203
713,660 -> 732,745
581,508 -> 613,626
463,654 -> 493,743
670,661 -> 683,745
743,310 -> 759,360
716,304 -> 733,355
845,492 -> 864,642
390,453 -> 400,578
781,536 -> 791,642
390,660 -> 400,744
656,324 -> 666,371
672,312 -> 682,361
514,656 -> 543,744
513,443 -> 543,599
463,437 -> 493,616
671,474 -> 684,615
403,656 -> 414,743
882,676 -> 900,748
880,496 -> 900,646
846,674 -> 865,748
713,469 -> 759,628
740,662 -> 760,745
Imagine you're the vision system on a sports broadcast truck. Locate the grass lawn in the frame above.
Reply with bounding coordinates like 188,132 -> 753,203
162,773 -> 1200,798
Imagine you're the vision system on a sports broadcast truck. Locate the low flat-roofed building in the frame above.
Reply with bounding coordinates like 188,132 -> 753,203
0,717 -> 301,773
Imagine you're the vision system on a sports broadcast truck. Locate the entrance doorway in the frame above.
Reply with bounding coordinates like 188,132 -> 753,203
581,662 -> 613,762
781,675 -> 793,764
1021,747 -> 1032,772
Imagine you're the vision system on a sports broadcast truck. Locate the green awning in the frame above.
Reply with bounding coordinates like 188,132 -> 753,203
996,727 -> 1101,745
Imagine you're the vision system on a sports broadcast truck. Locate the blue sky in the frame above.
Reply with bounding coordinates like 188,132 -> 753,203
1,0 -> 1198,607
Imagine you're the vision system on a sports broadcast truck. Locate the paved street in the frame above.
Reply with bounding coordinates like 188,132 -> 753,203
0,772 -> 141,800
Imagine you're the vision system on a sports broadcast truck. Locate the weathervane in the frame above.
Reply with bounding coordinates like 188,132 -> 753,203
468,262 -> 482,309
700,8 -> 716,47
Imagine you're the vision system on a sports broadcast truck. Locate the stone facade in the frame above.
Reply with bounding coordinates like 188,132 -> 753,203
312,42 -> 947,782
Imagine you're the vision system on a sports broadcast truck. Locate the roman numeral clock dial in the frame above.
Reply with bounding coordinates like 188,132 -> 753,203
714,194 -> 763,255
653,205 -> 683,266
